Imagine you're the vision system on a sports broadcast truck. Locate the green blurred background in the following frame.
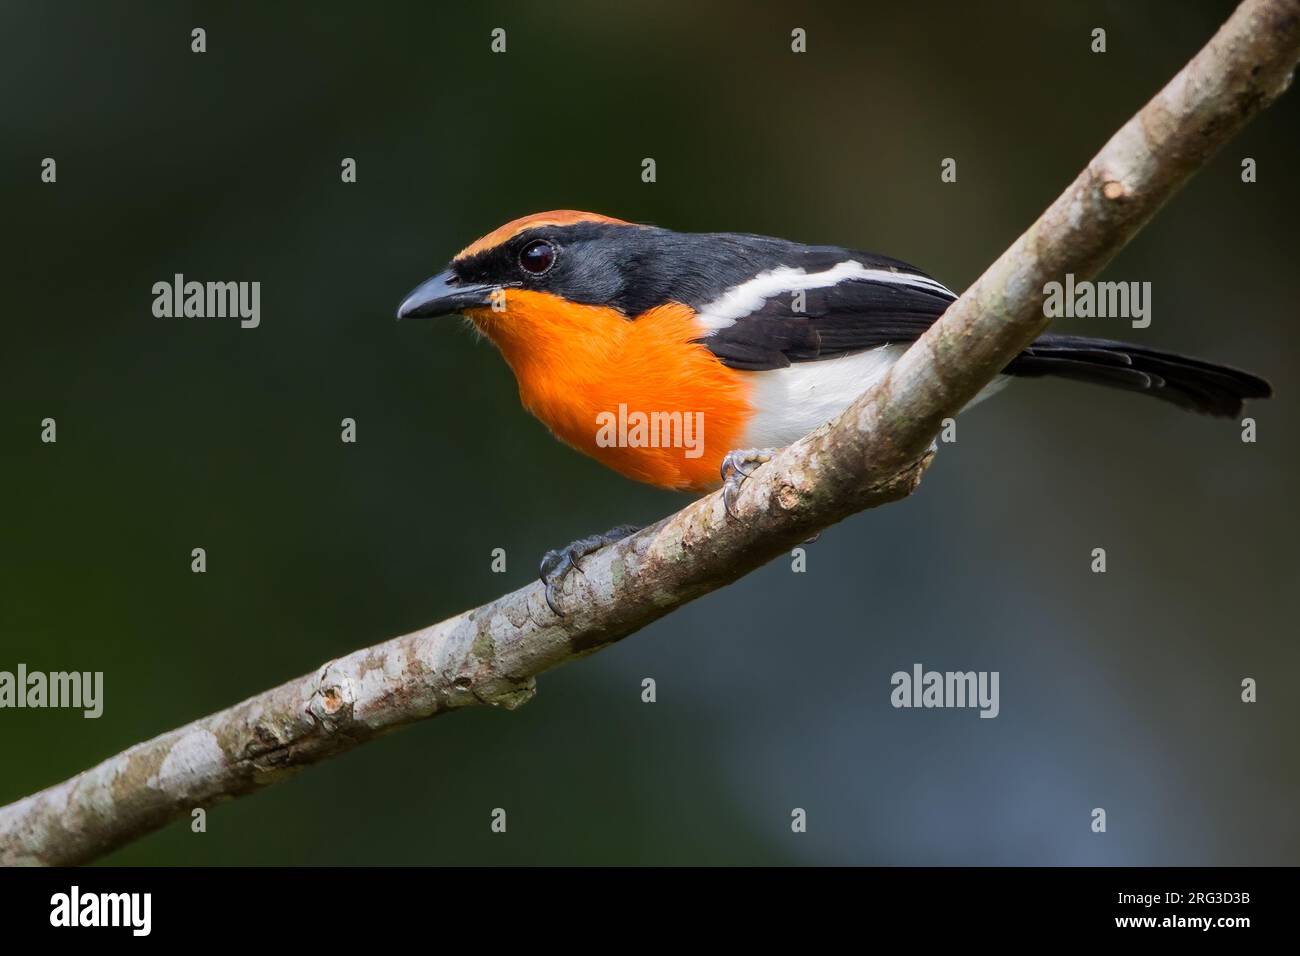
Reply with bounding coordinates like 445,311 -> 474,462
1,0 -> 1296,865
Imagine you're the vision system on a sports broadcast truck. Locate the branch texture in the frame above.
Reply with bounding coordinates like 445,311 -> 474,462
3,0 -> 1297,866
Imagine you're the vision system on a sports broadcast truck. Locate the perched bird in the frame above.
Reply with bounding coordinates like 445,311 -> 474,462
397,210 -> 1271,609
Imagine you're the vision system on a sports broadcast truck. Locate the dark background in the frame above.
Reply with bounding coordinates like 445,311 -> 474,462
1,0 -> 1295,865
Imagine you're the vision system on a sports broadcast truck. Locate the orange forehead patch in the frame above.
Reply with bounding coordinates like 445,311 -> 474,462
454,210 -> 631,260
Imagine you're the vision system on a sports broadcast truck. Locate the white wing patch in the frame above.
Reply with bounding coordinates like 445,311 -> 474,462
696,260 -> 956,333
741,346 -> 906,449
741,345 -> 1010,450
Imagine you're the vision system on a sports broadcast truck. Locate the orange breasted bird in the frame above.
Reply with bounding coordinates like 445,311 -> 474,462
397,210 -> 1271,611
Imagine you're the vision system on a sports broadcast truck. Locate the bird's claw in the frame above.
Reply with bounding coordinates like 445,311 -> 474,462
539,548 -> 582,617
539,524 -> 643,616
720,447 -> 776,518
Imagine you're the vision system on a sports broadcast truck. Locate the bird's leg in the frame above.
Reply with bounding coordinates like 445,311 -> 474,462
540,523 -> 643,616
720,447 -> 778,518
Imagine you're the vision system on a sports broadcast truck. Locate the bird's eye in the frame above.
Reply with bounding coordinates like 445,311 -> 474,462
518,239 -> 556,276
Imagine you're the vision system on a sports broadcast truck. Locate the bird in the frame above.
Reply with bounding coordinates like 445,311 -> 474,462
397,210 -> 1271,611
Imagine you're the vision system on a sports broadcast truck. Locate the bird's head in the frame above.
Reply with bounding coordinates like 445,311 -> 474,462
395,210 -> 670,337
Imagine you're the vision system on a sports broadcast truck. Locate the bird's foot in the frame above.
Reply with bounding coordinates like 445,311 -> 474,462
539,523 -> 643,616
720,447 -> 777,518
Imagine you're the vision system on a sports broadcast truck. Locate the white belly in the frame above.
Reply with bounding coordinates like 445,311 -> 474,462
740,345 -> 1010,449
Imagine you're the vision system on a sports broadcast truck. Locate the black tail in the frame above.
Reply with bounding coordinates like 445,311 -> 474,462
1005,334 -> 1272,418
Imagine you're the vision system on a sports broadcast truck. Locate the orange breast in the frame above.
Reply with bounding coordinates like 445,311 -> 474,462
466,291 -> 749,491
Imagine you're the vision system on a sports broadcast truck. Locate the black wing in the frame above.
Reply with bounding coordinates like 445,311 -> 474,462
697,263 -> 955,371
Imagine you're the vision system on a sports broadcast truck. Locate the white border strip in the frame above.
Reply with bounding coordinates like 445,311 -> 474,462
697,261 -> 956,332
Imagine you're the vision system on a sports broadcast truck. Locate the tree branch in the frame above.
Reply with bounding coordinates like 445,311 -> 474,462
4,0 -> 1297,866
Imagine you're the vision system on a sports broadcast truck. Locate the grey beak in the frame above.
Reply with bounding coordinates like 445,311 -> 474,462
396,269 -> 496,320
